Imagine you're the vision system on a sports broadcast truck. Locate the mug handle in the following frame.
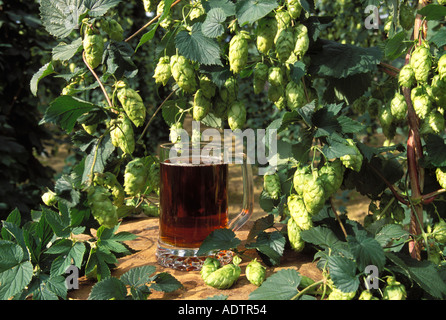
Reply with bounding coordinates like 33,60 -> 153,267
228,152 -> 254,231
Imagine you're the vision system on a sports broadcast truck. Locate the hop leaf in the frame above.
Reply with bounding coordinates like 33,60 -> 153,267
399,3 -> 414,31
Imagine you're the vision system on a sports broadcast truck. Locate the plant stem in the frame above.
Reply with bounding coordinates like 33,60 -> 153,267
137,89 -> 178,143
330,198 -> 347,240
125,0 -> 182,43
291,279 -> 325,300
82,51 -> 117,114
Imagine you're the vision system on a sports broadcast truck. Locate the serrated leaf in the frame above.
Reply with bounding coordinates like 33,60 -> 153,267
105,41 -> 138,79
247,214 -> 275,241
328,255 -> 360,293
385,31 -> 409,60
235,0 -> 278,26
39,95 -> 96,133
52,37 -> 83,61
386,252 -> 446,299
374,224 -> 409,252
246,231 -> 285,266
120,265 -> 156,288
347,229 -> 386,272
29,274 -> 67,300
83,0 -> 122,17
30,61 -> 55,96
430,28 -> 446,48
49,242 -> 86,276
201,8 -> 227,38
322,133 -> 358,159
300,225 -> 344,250
249,269 -> 301,300
149,272 -> 182,292
0,242 -> 33,300
40,0 -> 85,38
418,4 -> 446,21
423,134 -> 446,167
54,175 -> 81,208
203,0 -> 236,16
88,277 -> 128,300
175,23 -> 222,66
197,228 -> 241,255
309,40 -> 382,78
82,135 -> 115,184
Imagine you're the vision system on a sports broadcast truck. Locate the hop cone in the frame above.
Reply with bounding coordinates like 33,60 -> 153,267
390,92 -> 407,121
263,173 -> 281,200
245,259 -> 266,286
275,28 -> 294,62
253,62 -> 269,94
256,17 -> 278,54
293,164 -> 312,196
153,56 -> 171,86
420,111 -> 445,135
275,10 -> 291,31
287,0 -> 302,19
436,167 -> 446,189
229,32 -> 249,74
287,217 -> 305,252
294,24 -> 309,59
193,89 -> 211,121
87,186 -> 118,229
439,54 -> 446,80
433,219 -> 446,244
286,80 -> 306,110
268,66 -> 284,87
157,1 -> 172,29
219,77 -> 238,104
200,258 -> 221,280
83,33 -> 104,69
383,277 -> 407,300
124,157 -> 150,196
116,81 -> 146,127
398,64 -> 416,88
202,263 -> 241,289
268,84 -> 284,103
288,194 -> 313,230
411,85 -> 432,120
410,45 -> 432,83
227,101 -> 246,131
199,74 -> 217,99
170,55 -> 197,93
318,159 -> 344,198
110,115 -> 135,155
431,74 -> 446,106
340,139 -> 363,172
302,177 -> 326,215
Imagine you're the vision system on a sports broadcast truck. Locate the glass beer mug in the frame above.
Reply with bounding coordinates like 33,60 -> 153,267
156,142 -> 254,271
